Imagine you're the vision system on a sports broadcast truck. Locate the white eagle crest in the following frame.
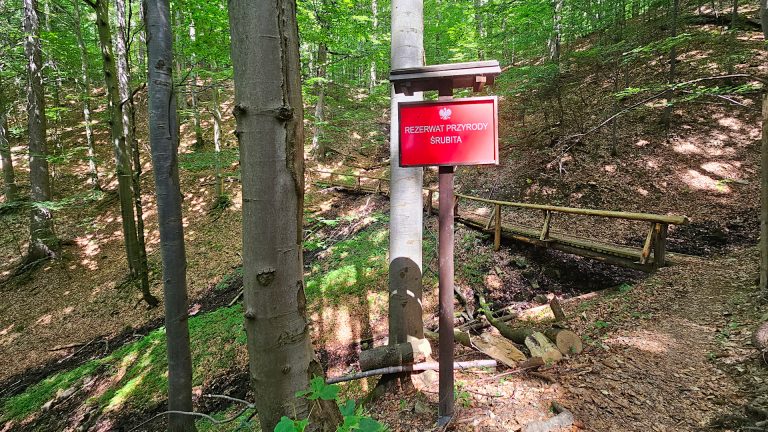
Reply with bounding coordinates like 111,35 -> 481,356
439,107 -> 452,120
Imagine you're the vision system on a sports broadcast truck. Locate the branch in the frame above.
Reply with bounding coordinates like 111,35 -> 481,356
119,83 -> 146,109
127,394 -> 255,432
82,0 -> 98,10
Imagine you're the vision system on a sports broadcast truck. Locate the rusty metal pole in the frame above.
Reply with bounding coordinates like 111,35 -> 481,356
437,85 -> 454,426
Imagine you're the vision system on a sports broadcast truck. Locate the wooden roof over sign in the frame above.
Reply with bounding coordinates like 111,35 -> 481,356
389,60 -> 501,95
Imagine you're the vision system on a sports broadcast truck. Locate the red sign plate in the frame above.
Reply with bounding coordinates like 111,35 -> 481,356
398,96 -> 498,167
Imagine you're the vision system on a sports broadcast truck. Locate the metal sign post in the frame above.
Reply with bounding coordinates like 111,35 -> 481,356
436,88 -> 454,425
390,60 -> 500,427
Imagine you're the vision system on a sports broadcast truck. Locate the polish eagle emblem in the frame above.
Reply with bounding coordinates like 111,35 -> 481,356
439,107 -> 452,120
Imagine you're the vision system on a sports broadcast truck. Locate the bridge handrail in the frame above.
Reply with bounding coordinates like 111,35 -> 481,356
307,169 -> 689,226
454,193 -> 689,225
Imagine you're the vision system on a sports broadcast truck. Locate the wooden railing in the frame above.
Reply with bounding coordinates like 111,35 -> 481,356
307,169 -> 690,272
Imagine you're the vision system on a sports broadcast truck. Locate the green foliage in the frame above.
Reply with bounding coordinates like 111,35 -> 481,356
279,378 -> 386,432
178,148 -> 239,173
305,214 -> 388,303
1,304 -> 247,422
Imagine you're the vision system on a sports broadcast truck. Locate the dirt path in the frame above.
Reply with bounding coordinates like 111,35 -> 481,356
366,249 -> 761,431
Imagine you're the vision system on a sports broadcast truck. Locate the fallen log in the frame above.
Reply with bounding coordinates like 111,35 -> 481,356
544,328 -> 583,355
326,360 -> 498,385
425,328 -> 471,347
359,341 -> 428,371
525,332 -> 563,365
472,332 -> 527,367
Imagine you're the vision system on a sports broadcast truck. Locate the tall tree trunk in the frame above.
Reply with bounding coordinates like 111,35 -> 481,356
311,43 -> 327,160
88,0 -> 151,304
370,0 -> 378,91
549,0 -> 563,63
761,0 -> 768,40
661,0 -> 679,129
228,0 -> 341,430
761,93 -> 768,301
731,0 -> 738,28
115,0 -> 155,305
137,0 -> 146,77
188,19 -> 203,149
24,0 -> 56,262
145,0 -> 196,429
0,109 -> 18,201
73,0 -> 100,190
211,79 -> 224,200
388,0 -> 426,368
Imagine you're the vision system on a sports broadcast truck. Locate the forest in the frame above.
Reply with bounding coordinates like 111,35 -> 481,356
1,0 -> 768,430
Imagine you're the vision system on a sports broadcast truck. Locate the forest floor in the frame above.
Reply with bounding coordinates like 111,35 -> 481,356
2,8 -> 768,431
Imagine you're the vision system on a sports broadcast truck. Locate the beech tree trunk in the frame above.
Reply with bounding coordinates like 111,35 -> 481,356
388,0 -> 426,354
87,0 -> 144,291
761,0 -> 768,40
145,1 -> 196,430
188,20 -> 203,149
24,0 -> 56,262
211,80 -> 224,199
311,43 -> 327,159
73,0 -> 99,190
228,0 -> 341,430
661,0 -> 679,128
549,0 -> 563,63
0,108 -> 17,202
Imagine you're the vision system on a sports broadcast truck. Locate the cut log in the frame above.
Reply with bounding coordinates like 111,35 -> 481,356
544,328 -> 583,355
485,311 -> 534,344
472,332 -> 527,367
525,332 -> 563,364
550,297 -> 566,322
425,328 -> 471,348
754,321 -> 768,352
359,341 -> 427,371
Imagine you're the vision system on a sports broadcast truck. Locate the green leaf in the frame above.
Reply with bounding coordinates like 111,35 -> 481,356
357,417 -> 386,432
339,399 -> 356,417
274,416 -> 301,432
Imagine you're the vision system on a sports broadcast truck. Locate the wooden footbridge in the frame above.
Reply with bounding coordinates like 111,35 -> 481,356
308,170 -> 690,272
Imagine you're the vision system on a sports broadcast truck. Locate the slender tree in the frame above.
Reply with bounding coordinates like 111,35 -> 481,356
0,105 -> 17,202
311,43 -> 328,159
388,0 -> 427,375
228,0 -> 341,429
72,0 -> 99,189
762,0 -> 768,40
23,0 -> 56,263
84,0 -> 157,306
145,0 -> 196,430
210,76 -> 224,201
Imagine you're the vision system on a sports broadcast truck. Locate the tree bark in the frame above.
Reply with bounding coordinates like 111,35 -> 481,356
73,0 -> 99,190
145,1 -> 196,430
370,0 -> 378,91
761,0 -> 768,40
388,0 -> 426,356
188,19 -> 203,149
87,0 -> 143,287
761,92 -> 768,300
661,0 -> 679,128
24,0 -> 56,262
228,0 -> 341,430
549,0 -> 563,63
0,109 -> 17,201
211,79 -> 224,199
311,43 -> 327,160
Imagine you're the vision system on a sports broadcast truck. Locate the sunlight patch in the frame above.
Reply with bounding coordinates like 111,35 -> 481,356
605,330 -> 672,354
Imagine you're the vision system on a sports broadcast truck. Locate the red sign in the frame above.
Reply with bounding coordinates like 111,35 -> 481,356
398,97 -> 498,167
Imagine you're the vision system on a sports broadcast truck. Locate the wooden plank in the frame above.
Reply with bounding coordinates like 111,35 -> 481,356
389,60 -> 500,76
639,223 -> 655,265
653,223 -> 668,269
494,205 -> 502,251
485,206 -> 496,230
454,192 -> 689,225
540,210 -> 552,241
